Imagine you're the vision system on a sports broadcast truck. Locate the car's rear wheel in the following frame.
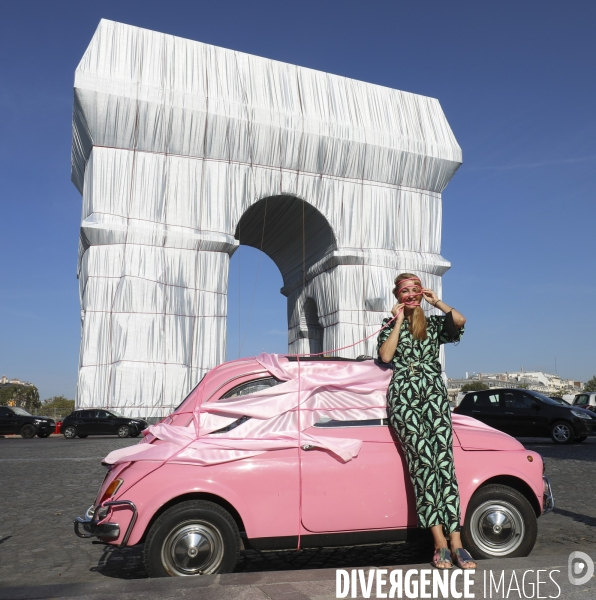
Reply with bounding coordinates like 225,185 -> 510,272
144,500 -> 240,577
63,425 -> 77,439
462,484 -> 537,559
117,425 -> 131,438
550,421 -> 574,444
20,424 -> 36,439
37,432 -> 51,438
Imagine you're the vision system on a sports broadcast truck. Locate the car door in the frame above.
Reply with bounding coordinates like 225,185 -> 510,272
299,417 -> 418,532
95,410 -> 116,434
469,390 -> 505,430
502,391 -> 540,436
74,410 -> 96,434
0,407 -> 14,434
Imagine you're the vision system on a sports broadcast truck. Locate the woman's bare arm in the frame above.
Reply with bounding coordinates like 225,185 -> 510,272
378,304 -> 404,363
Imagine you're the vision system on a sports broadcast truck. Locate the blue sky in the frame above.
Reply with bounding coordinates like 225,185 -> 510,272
1,0 -> 595,401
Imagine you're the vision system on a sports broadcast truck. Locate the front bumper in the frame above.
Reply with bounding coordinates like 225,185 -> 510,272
542,475 -> 554,514
74,500 -> 137,546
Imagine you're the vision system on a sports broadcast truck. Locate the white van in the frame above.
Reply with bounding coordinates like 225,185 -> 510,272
573,392 -> 596,411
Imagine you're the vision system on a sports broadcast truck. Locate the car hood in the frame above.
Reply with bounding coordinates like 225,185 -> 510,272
452,414 -> 524,451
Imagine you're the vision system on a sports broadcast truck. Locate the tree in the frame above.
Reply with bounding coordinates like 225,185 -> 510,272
42,395 -> 75,413
460,381 -> 489,392
517,383 -> 529,390
584,376 -> 596,393
0,385 -> 41,412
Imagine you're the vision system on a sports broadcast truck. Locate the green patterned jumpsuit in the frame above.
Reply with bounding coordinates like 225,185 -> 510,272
377,314 -> 464,534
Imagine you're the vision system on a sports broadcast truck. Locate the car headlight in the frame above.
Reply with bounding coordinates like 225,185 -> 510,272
33,419 -> 42,425
571,410 -> 592,420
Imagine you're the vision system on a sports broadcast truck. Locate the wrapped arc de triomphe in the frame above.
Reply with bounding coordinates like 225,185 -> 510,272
72,20 -> 462,419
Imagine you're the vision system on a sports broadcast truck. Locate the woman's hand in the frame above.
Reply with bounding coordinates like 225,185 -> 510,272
391,303 -> 405,321
421,288 -> 439,306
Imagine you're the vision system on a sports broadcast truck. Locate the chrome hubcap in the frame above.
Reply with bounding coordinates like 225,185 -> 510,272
161,520 -> 224,576
469,501 -> 524,556
118,427 -> 128,436
553,424 -> 570,442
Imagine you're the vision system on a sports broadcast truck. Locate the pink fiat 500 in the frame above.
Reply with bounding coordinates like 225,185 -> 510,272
74,355 -> 554,577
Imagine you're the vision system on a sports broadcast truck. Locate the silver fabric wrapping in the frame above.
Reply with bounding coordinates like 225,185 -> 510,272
73,20 -> 461,418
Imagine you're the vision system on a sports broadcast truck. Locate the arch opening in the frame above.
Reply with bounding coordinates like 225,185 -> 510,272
234,196 -> 337,290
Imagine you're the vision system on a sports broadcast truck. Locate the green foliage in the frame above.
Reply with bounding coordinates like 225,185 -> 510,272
42,395 -> 75,412
516,383 -> 529,389
460,381 -> 489,392
584,376 -> 596,393
0,385 -> 41,412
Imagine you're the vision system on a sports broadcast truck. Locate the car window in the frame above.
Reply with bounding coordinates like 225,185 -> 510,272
575,395 -> 589,406
314,418 -> 387,428
81,410 -> 96,418
97,410 -> 111,419
220,377 -> 281,400
515,393 -> 536,409
209,415 -> 251,434
12,407 -> 32,416
471,391 -> 501,409
0,407 -> 13,417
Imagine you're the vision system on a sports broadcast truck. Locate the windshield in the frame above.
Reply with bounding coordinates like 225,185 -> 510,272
108,410 -> 126,418
12,407 -> 32,416
527,390 -> 567,406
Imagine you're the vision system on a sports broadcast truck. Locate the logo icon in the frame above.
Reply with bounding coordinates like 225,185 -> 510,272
568,551 -> 594,586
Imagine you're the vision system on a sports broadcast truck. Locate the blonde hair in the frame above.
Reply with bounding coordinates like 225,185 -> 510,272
393,272 -> 427,341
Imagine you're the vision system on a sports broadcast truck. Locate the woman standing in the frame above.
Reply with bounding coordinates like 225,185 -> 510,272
377,273 -> 476,570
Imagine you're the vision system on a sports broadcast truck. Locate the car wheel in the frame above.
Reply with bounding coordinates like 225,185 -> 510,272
462,484 -> 537,559
77,434 -> 88,438
144,500 -> 240,577
37,432 -> 51,438
550,421 -> 574,444
117,425 -> 131,438
20,424 -> 36,439
63,426 -> 77,439
575,435 -> 587,443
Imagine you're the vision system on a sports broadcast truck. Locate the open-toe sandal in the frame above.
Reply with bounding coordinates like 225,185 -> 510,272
432,547 -> 453,569
451,548 -> 476,569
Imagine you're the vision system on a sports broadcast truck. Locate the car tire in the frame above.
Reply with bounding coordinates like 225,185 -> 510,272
78,434 -> 88,438
20,424 -> 36,439
144,500 -> 240,577
550,421 -> 574,444
37,432 -> 51,438
462,483 -> 537,560
117,425 -> 131,438
63,426 -> 77,439
575,435 -> 587,443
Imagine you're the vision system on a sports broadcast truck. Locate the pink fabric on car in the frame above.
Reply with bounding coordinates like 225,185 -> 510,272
104,353 -> 394,466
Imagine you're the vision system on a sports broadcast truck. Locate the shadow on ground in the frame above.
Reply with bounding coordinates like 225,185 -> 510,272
90,539 -> 430,579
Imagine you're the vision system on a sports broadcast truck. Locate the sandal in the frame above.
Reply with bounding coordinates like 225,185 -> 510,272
451,548 -> 476,569
432,547 -> 453,569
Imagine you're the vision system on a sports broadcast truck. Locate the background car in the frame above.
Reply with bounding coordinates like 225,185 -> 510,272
454,388 -> 596,443
74,356 -> 553,577
573,392 -> 596,413
0,406 -> 56,438
61,409 -> 148,439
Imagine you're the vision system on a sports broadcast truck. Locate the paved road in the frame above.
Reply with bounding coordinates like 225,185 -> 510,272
0,435 -> 595,588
